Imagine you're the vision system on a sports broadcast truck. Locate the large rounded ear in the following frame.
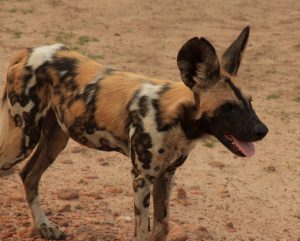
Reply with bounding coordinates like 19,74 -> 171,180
221,26 -> 250,76
177,37 -> 220,89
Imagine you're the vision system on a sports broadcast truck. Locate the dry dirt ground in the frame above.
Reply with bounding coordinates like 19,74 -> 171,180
0,0 -> 299,240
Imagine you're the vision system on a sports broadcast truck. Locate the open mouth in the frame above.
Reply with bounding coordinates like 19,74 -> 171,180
221,134 -> 255,157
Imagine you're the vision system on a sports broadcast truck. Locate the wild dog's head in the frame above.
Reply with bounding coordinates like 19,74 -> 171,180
177,26 -> 268,157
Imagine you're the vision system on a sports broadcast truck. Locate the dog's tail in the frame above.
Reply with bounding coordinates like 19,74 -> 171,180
0,44 -> 64,170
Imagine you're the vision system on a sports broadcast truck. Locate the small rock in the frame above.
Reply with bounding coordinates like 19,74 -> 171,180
117,216 -> 132,222
197,226 -> 213,240
60,204 -> 71,212
89,235 -> 99,241
0,232 -> 15,239
265,165 -> 276,172
85,175 -> 98,179
208,161 -> 225,169
225,222 -> 236,232
94,193 -> 104,200
61,222 -> 69,227
9,191 -> 25,202
78,179 -> 88,185
177,188 -> 187,200
16,227 -> 34,239
71,146 -> 85,153
183,223 -> 199,232
293,211 -> 300,219
97,158 -> 105,163
219,189 -> 230,198
45,209 -> 53,216
106,187 -> 123,194
167,222 -> 188,241
62,159 -> 74,164
101,162 -> 109,166
225,222 -> 234,228
22,221 -> 31,227
75,204 -> 85,210
57,189 -> 79,200
190,190 -> 203,195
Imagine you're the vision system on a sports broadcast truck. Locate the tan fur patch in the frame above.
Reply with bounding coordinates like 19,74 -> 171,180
95,73 -> 144,140
195,79 -> 241,118
6,50 -> 30,95
64,99 -> 86,125
0,102 -> 23,167
159,82 -> 194,124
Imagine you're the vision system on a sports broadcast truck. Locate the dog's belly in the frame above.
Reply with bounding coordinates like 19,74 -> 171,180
73,129 -> 129,155
53,108 -> 130,156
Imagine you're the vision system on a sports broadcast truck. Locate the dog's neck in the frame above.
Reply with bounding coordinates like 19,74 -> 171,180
158,82 -> 208,139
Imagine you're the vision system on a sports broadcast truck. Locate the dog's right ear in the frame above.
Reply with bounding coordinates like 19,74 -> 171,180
177,37 -> 220,90
221,26 -> 250,76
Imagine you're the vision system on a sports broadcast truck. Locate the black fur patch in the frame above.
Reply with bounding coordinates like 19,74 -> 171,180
145,175 -> 156,183
16,62 -> 50,158
180,104 -> 209,140
143,193 -> 150,208
134,204 -> 141,215
51,57 -> 78,106
224,77 -> 248,107
152,84 -> 172,132
138,95 -> 149,117
133,178 -> 146,192
1,89 -> 7,104
166,155 -> 188,174
13,114 -> 23,127
131,111 -> 153,169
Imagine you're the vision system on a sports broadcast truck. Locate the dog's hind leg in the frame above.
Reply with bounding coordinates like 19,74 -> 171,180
20,109 -> 69,240
0,44 -> 64,170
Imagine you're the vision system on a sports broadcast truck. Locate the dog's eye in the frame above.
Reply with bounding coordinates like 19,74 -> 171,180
221,102 -> 235,112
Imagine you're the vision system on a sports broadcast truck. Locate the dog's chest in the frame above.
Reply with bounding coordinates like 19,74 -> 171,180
129,83 -> 195,172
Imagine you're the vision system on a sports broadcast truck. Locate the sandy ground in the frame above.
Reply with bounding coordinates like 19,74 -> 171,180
0,0 -> 299,240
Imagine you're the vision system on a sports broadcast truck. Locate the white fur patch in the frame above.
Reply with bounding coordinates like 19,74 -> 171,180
8,101 -> 34,124
130,83 -> 166,159
30,197 -> 50,226
27,43 -> 64,70
25,44 -> 64,95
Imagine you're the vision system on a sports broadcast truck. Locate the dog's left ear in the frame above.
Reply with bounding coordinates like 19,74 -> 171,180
221,26 -> 250,76
177,37 -> 220,90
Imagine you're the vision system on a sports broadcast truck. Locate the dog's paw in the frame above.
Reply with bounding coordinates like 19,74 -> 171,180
38,222 -> 66,240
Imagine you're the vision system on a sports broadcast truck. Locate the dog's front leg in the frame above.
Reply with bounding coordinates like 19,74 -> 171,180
132,173 -> 151,241
150,155 -> 187,241
150,171 -> 175,241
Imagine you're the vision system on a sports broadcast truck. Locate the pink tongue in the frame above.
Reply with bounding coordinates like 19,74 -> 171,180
232,137 -> 255,157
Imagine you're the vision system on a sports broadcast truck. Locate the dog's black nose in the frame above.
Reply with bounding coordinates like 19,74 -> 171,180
254,124 -> 268,140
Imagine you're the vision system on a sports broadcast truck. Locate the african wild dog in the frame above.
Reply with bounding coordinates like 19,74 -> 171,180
0,26 -> 267,241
